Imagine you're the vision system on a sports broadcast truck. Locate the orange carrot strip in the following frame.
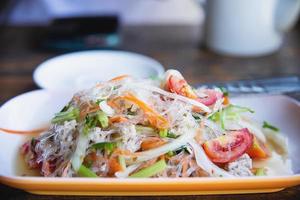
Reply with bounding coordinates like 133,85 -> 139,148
109,116 -> 128,124
141,137 -> 166,151
0,127 -> 47,135
122,93 -> 169,129
108,156 -> 123,176
223,96 -> 230,105
181,158 -> 188,177
109,75 -> 130,82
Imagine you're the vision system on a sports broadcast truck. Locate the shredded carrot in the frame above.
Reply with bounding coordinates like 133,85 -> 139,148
107,98 -> 122,110
223,96 -> 230,105
122,93 -> 169,129
80,104 -> 100,119
109,116 -> 128,124
113,148 -> 134,156
194,128 -> 203,144
141,137 -> 166,151
0,127 -> 47,135
108,156 -> 123,176
181,158 -> 188,177
192,106 -> 204,113
109,75 -> 130,82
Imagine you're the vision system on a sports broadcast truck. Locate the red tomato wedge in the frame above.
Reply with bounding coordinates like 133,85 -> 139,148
202,128 -> 253,163
167,75 -> 198,99
247,136 -> 270,159
196,89 -> 223,106
166,73 -> 222,106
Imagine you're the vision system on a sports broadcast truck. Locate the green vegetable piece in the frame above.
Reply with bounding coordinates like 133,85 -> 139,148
97,111 -> 109,128
149,75 -> 160,81
91,142 -> 117,154
83,124 -> 90,135
78,165 -> 98,177
167,151 -> 174,157
228,105 -> 254,113
51,106 -> 79,124
219,87 -> 229,97
159,129 -> 168,138
209,104 -> 254,130
96,99 -> 105,105
263,121 -> 279,132
255,168 -> 266,176
118,155 -> 126,170
167,132 -> 177,139
129,159 -> 167,178
135,125 -> 155,133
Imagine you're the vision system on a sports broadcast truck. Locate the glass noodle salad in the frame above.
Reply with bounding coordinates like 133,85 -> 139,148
20,70 -> 292,178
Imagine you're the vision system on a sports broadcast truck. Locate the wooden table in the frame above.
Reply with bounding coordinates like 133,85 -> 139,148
0,25 -> 300,199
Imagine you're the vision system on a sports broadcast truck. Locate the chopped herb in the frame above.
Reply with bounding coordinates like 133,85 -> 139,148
60,103 -> 71,112
83,154 -> 94,168
83,114 -> 96,135
96,99 -> 105,105
78,164 -> 98,177
135,125 -> 155,134
174,145 -> 189,154
129,159 -> 167,178
30,138 -> 36,147
219,87 -> 229,97
166,132 -> 178,139
255,168 -> 266,176
209,104 -> 254,130
149,75 -> 160,81
192,114 -> 201,120
97,111 -> 109,128
91,142 -> 117,154
159,129 -> 168,138
263,121 -> 279,132
83,124 -> 90,135
51,106 -> 79,124
118,155 -> 126,170
82,111 -> 108,135
127,106 -> 137,115
167,151 -> 174,157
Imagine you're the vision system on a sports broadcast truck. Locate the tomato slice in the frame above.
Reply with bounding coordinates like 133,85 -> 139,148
246,136 -> 270,159
196,89 -> 223,106
202,128 -> 253,163
167,75 -> 198,99
165,70 -> 224,107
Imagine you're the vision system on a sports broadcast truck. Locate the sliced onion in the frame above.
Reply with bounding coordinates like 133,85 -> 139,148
135,84 -> 211,113
134,130 -> 196,162
238,119 -> 266,143
202,118 -> 223,137
115,163 -> 141,178
99,100 -> 115,116
71,130 -> 90,171
188,139 -> 233,177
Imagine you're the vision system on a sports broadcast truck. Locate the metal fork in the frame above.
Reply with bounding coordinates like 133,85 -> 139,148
197,76 -> 300,96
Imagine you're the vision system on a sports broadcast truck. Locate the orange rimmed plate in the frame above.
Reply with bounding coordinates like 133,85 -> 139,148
0,90 -> 300,195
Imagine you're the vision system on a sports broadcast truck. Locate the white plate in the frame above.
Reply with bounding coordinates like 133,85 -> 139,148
33,50 -> 164,91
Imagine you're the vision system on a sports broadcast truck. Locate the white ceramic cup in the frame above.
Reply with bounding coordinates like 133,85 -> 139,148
204,0 -> 300,56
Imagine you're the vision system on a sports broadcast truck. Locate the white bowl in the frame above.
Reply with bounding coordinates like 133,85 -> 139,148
33,50 -> 164,91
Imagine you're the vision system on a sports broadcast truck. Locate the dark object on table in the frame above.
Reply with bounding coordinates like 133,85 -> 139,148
41,16 -> 120,51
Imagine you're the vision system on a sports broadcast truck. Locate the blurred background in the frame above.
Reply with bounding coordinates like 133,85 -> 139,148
0,0 -> 300,104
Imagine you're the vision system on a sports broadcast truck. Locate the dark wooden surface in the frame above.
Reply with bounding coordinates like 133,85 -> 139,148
0,25 -> 300,199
